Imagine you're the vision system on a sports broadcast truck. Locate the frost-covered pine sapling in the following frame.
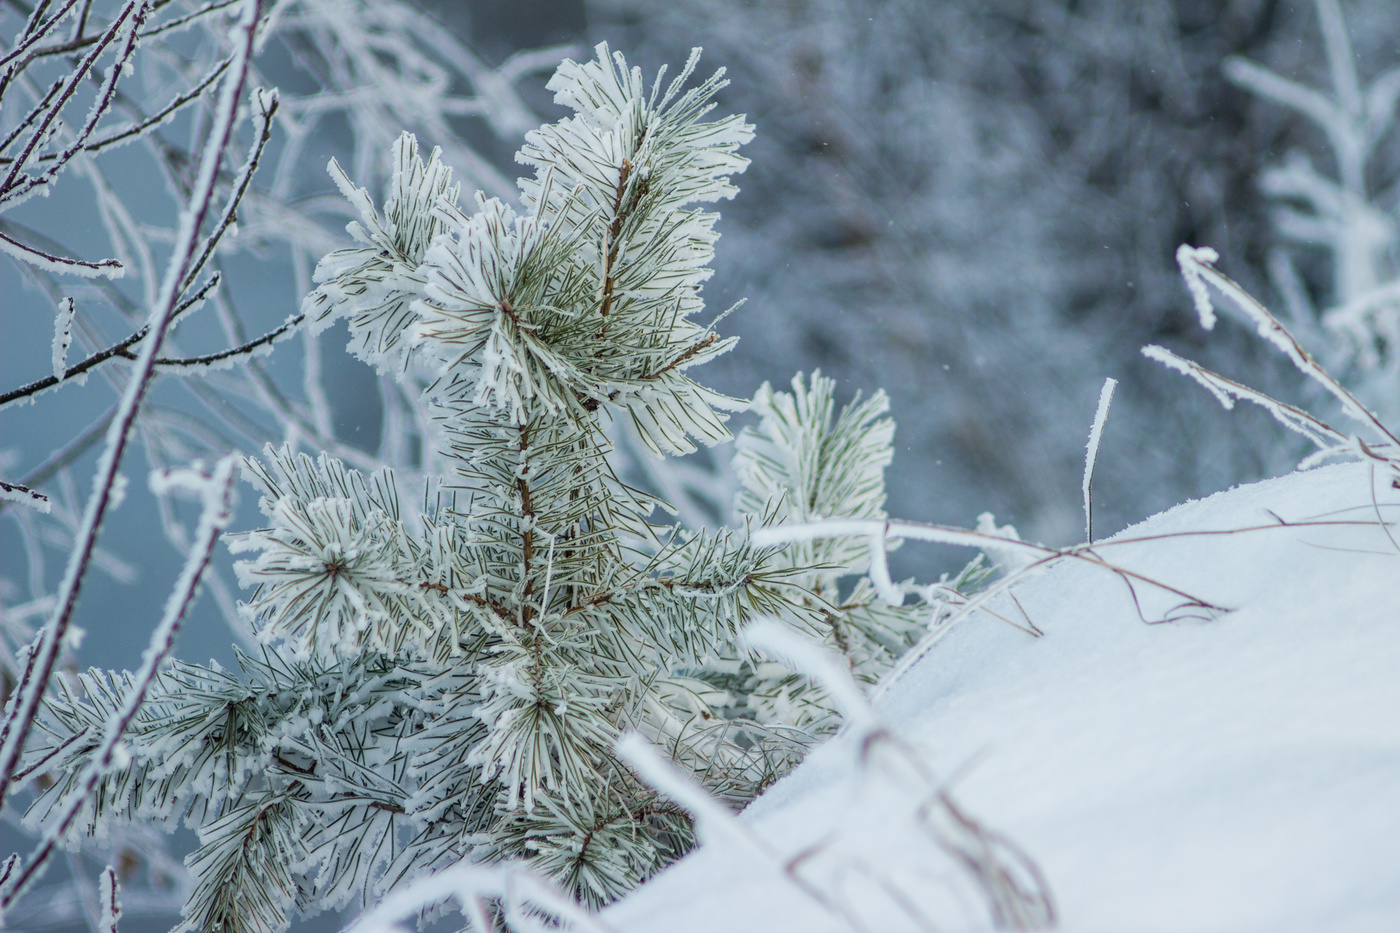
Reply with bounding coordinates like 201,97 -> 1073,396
19,45 -> 961,931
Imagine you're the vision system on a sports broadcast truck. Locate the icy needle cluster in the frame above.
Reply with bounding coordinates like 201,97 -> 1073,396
21,45 -> 960,932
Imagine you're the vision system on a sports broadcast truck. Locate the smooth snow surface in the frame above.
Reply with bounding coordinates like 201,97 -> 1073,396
607,463 -> 1400,932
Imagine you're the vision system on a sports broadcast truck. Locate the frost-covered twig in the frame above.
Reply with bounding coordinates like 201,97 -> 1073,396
1,458 -> 236,907
0,481 -> 50,514
1173,244 -> 1400,450
0,226 -> 123,278
0,276 -> 222,409
1083,376 -> 1116,544
97,866 -> 120,933
753,518 -> 1044,600
1142,345 -> 1349,455
0,0 -> 263,808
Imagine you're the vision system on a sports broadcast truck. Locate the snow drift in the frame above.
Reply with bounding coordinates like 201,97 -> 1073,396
605,461 -> 1400,932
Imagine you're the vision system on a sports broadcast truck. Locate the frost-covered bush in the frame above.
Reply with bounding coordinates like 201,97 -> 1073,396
15,45 -> 980,931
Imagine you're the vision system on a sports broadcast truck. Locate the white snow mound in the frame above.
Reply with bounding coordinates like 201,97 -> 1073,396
607,462 -> 1400,932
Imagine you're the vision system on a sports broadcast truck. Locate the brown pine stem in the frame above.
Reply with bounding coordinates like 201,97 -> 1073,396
596,157 -> 632,337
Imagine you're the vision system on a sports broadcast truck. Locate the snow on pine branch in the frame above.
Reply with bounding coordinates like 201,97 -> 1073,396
733,371 -> 894,577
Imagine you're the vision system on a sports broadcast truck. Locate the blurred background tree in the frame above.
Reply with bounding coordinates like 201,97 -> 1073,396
582,0 -> 1400,552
